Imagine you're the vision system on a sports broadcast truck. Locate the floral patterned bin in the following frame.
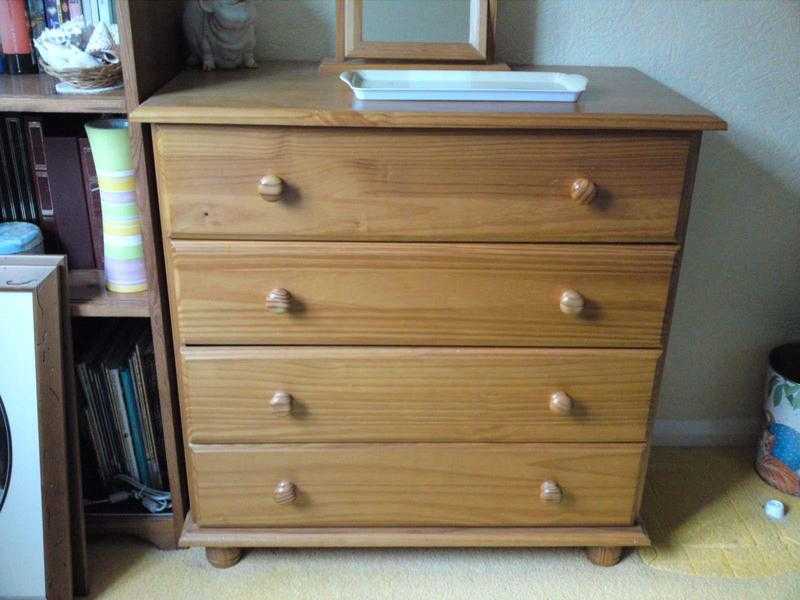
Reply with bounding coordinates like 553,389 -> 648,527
757,343 -> 800,496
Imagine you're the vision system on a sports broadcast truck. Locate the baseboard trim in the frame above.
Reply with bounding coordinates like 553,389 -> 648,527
653,418 -> 761,446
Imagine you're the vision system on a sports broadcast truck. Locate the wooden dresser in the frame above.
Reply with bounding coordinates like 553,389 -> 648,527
132,63 -> 725,568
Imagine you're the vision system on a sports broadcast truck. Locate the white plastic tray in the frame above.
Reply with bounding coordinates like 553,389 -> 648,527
340,70 -> 587,102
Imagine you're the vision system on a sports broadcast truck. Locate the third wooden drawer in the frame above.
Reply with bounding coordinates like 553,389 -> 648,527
168,241 -> 677,347
180,346 -> 661,444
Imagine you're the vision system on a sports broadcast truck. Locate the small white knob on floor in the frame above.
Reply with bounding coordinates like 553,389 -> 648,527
764,499 -> 786,520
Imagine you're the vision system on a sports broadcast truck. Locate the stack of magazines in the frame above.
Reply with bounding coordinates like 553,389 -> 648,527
75,320 -> 167,491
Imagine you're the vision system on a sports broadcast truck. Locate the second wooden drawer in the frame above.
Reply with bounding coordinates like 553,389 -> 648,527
189,443 -> 646,528
180,346 -> 660,444
169,241 -> 676,347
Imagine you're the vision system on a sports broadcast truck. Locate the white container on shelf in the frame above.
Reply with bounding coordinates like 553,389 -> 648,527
339,70 -> 588,102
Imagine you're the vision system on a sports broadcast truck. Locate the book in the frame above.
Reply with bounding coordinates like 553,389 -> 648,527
75,320 -> 168,491
26,1 -> 45,42
78,138 -> 103,267
44,136 -> 95,268
43,0 -> 66,29
101,324 -> 140,481
0,127 -> 15,221
75,321 -> 122,485
81,0 -> 99,27
0,0 -> 37,74
120,366 -> 150,486
141,336 -> 168,485
67,0 -> 82,20
24,117 -> 60,251
4,116 -> 38,222
97,0 -> 112,25
129,327 -> 164,488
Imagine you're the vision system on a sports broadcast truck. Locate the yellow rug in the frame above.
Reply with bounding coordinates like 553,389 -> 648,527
639,447 -> 800,578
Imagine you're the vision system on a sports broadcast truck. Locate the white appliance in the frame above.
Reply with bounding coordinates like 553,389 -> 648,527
0,260 -> 72,600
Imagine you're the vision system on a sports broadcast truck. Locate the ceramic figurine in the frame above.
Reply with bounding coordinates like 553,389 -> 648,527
183,0 -> 258,71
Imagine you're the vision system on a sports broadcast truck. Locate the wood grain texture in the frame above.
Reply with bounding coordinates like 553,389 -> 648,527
2,256 -> 88,594
0,73 -> 125,113
86,512 -> 176,550
205,546 -> 242,568
188,443 -> 645,528
117,0 -> 184,105
318,59 -> 510,75
118,0 -> 190,548
131,62 -> 727,131
179,347 -> 660,443
125,118 -> 187,549
68,269 -> 150,317
154,125 -> 690,242
168,241 -> 676,347
33,270 -> 73,600
586,545 -> 624,567
180,511 -> 651,548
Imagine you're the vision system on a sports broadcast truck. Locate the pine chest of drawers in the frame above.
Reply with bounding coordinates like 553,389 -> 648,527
133,63 -> 725,568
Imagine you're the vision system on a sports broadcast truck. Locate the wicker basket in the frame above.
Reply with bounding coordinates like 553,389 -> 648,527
39,58 -> 122,90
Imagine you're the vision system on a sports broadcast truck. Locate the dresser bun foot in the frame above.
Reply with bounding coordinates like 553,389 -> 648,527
585,546 -> 624,567
205,546 -> 243,569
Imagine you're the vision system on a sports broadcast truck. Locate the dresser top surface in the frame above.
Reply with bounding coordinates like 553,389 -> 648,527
131,62 -> 726,131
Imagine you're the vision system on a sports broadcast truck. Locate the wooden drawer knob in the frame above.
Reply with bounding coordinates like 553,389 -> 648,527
559,289 -> 584,315
540,480 -> 563,503
273,480 -> 297,504
549,391 -> 573,415
270,391 -> 293,415
258,174 -> 283,201
570,177 -> 597,205
267,288 -> 292,314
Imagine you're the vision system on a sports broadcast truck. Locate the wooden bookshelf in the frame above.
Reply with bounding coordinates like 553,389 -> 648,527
0,2 -> 188,592
69,268 -> 150,317
0,73 -> 126,114
75,0 -> 188,566
86,511 -> 175,551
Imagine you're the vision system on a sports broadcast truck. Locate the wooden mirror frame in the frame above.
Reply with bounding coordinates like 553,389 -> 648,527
321,0 -> 504,74
344,0 -> 488,62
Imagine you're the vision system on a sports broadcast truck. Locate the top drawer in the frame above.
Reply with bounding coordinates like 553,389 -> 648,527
154,125 -> 691,242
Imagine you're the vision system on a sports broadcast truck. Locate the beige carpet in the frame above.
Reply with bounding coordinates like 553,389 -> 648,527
640,447 -> 800,578
84,448 -> 800,600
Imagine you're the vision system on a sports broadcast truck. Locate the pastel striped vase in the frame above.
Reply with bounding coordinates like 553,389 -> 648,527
85,119 -> 147,293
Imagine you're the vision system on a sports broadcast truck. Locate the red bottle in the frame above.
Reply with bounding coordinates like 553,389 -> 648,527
0,0 -> 37,74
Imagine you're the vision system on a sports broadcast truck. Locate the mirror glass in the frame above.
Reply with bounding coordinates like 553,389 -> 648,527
362,0 -> 471,43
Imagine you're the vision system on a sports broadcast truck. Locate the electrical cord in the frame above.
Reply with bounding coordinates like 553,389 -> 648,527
83,475 -> 172,514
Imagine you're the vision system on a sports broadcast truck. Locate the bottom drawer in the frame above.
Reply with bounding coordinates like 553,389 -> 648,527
189,443 -> 645,528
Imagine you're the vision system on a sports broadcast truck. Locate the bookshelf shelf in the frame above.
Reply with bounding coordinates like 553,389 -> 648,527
0,73 -> 126,114
86,511 -> 175,550
69,268 -> 150,317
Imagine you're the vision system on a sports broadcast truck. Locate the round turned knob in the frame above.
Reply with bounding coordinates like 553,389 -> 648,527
258,174 -> 283,201
549,391 -> 573,415
267,288 -> 292,314
540,480 -> 563,503
270,391 -> 293,415
273,480 -> 297,505
559,289 -> 585,315
570,178 -> 597,205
